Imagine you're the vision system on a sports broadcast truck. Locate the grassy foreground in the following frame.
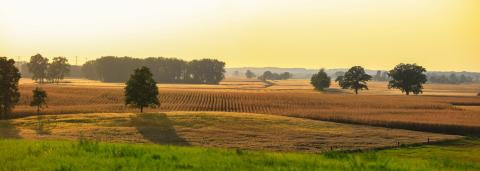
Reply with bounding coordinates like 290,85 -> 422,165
0,138 -> 479,170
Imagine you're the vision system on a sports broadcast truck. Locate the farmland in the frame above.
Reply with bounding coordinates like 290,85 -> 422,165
0,112 -> 459,153
13,78 -> 480,135
2,77 -> 479,170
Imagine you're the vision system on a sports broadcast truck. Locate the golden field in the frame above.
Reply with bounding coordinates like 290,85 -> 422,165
13,78 -> 480,136
0,112 -> 460,153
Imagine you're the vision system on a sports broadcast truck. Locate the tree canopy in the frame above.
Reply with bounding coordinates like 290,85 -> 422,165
336,66 -> 372,94
388,63 -> 427,95
258,71 -> 292,80
47,57 -> 70,83
124,66 -> 160,113
83,57 -> 225,84
188,59 -> 225,84
27,54 -> 71,84
310,69 -> 331,91
28,54 -> 49,83
0,57 -> 21,119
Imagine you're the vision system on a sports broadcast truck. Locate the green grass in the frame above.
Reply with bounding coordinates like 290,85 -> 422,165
0,138 -> 479,171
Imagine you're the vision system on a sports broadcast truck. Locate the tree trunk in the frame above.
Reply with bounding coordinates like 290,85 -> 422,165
140,106 -> 144,113
355,89 -> 358,94
37,106 -> 40,115
2,107 -> 7,119
406,91 -> 410,95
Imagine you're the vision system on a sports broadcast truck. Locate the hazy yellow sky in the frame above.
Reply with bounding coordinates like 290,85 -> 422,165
1,0 -> 479,71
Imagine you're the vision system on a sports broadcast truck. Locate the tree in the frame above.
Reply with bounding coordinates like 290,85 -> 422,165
125,67 -> 160,113
30,87 -> 47,115
245,70 -> 256,79
336,66 -> 372,94
310,69 -> 331,91
47,57 -> 70,83
388,63 -> 427,95
261,71 -> 274,80
28,54 -> 49,83
280,72 -> 292,80
0,57 -> 21,119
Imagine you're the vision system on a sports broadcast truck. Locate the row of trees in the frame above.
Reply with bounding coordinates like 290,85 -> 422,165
372,71 -> 389,81
351,70 -> 475,84
1,56 -> 157,117
1,56 -> 157,118
28,54 -> 71,83
428,74 -> 474,84
82,56 -> 226,84
311,63 -> 428,95
258,71 -> 292,81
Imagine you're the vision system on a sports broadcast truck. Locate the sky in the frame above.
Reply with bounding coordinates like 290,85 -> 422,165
1,0 -> 479,71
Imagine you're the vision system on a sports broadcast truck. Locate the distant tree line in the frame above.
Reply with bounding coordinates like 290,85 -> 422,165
427,73 -> 474,84
372,71 -> 389,81
27,54 -> 71,84
82,56 -> 225,84
369,70 -> 476,84
258,71 -> 292,81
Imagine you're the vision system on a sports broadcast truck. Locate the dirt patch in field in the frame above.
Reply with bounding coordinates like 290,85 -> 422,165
0,112 -> 461,153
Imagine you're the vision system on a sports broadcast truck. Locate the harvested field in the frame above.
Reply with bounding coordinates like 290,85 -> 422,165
13,79 -> 480,135
0,112 -> 460,153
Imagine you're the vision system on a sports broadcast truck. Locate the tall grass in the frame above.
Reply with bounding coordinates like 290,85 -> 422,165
0,138 -> 479,170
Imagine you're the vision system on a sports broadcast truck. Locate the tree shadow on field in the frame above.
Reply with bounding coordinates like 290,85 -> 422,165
0,119 -> 21,139
35,115 -> 57,135
131,113 -> 190,146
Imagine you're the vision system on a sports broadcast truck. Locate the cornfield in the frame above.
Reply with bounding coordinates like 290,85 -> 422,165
13,83 -> 480,136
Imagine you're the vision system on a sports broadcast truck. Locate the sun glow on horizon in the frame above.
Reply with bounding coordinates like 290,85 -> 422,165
1,0 -> 479,71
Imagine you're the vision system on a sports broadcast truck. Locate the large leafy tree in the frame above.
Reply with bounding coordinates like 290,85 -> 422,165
47,57 -> 70,83
125,67 -> 160,113
310,69 -> 331,91
388,63 -> 427,95
336,66 -> 372,94
0,57 -> 21,119
30,87 -> 47,115
28,54 -> 49,83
